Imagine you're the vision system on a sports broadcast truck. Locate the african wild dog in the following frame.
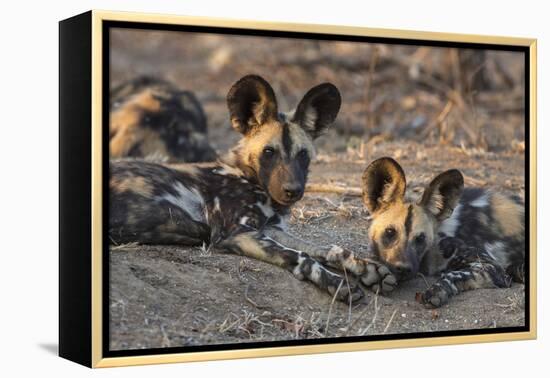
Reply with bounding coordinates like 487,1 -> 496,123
110,75 -> 397,301
110,76 -> 217,162
361,157 -> 525,307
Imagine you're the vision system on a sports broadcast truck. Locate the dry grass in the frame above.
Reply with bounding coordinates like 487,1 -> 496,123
495,293 -> 525,314
110,241 -> 140,251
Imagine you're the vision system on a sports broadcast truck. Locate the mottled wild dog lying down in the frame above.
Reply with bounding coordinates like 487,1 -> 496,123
110,76 -> 217,162
110,75 -> 397,301
362,157 -> 525,308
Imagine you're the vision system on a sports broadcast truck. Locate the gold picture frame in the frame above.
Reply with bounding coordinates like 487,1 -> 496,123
59,10 -> 537,368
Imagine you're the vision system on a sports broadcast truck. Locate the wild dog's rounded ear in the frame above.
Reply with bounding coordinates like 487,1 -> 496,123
292,83 -> 341,139
227,75 -> 278,135
419,169 -> 464,221
362,157 -> 407,214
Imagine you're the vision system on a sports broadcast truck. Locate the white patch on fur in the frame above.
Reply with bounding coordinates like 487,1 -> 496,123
255,201 -> 275,218
213,197 -> 221,212
470,262 -> 485,270
484,241 -> 508,266
212,164 -> 243,177
443,278 -> 459,294
471,192 -> 489,207
439,204 -> 462,237
274,215 -> 289,231
446,272 -> 461,280
293,255 -> 307,279
160,182 -> 205,222
309,260 -> 323,283
239,216 -> 249,225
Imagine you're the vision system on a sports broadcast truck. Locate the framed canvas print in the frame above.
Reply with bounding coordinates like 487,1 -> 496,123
59,10 -> 537,368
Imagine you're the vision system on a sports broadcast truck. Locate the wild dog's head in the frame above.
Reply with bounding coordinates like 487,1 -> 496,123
226,75 -> 341,206
361,157 -> 464,280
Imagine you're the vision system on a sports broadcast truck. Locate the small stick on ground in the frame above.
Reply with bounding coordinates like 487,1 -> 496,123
360,291 -> 381,336
309,195 -> 340,209
110,241 -> 140,251
324,279 -> 344,336
383,309 -> 398,334
343,267 -> 353,327
160,324 -> 171,348
416,272 -> 430,289
345,287 -> 379,336
244,284 -> 269,310
306,183 -> 362,196
109,235 -> 119,246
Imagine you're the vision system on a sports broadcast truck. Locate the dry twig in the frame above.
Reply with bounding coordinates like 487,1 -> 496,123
419,100 -> 454,139
383,309 -> 398,334
324,279 -> 344,336
306,183 -> 362,196
244,284 -> 269,310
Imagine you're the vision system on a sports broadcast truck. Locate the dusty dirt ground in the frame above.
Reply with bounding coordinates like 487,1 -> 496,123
109,29 -> 526,350
109,141 -> 525,350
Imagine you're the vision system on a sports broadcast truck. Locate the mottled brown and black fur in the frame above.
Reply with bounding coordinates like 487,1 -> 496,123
110,75 -> 397,302
110,76 -> 216,162
361,157 -> 525,307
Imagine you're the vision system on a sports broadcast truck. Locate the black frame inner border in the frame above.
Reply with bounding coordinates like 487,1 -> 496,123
101,19 -> 531,359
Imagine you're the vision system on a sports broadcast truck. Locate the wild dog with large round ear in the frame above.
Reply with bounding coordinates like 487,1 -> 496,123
225,75 -> 342,207
361,157 -> 524,307
109,75 -> 397,303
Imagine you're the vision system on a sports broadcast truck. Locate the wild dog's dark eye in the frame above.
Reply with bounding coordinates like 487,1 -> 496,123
297,149 -> 308,160
263,147 -> 275,158
384,227 -> 397,240
381,227 -> 397,247
414,233 -> 426,246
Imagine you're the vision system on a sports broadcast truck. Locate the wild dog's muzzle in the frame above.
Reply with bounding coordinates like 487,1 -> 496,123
386,247 -> 420,281
268,162 -> 307,206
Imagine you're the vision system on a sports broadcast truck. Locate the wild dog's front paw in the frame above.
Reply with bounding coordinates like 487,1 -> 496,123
421,282 -> 451,308
360,261 -> 397,294
326,246 -> 397,294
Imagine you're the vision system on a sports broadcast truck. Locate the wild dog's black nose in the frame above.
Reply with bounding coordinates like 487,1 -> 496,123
390,262 -> 414,278
283,184 -> 303,201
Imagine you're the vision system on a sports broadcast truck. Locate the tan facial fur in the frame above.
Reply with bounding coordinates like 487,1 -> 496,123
369,201 -> 437,268
363,157 -> 464,278
239,119 -> 315,171
225,75 -> 341,206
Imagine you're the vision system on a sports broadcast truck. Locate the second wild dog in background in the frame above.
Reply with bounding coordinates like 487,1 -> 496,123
109,75 -> 397,301
110,76 -> 217,162
361,157 -> 524,308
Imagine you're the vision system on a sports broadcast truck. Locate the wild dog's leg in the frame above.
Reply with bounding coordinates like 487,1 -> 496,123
219,228 -> 364,302
421,237 -> 513,308
109,188 -> 210,246
506,263 -> 525,284
262,228 -> 397,293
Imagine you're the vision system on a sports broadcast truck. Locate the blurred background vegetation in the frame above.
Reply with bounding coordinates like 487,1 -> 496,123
111,28 -> 525,157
